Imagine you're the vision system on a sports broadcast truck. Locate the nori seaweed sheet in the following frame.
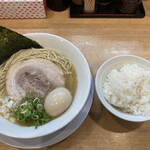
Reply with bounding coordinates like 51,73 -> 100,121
0,26 -> 43,64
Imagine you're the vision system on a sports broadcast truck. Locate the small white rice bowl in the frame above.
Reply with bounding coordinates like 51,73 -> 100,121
0,33 -> 91,139
95,55 -> 150,122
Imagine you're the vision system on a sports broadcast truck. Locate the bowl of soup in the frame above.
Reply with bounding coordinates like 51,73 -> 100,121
0,33 -> 91,138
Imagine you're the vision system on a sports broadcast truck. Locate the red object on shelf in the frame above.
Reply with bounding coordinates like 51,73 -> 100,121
0,0 -> 47,19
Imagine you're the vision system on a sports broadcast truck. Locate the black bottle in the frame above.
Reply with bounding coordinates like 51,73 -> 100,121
98,0 -> 113,5
47,0 -> 70,11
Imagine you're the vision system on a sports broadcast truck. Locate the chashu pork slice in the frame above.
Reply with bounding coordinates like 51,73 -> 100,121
6,58 -> 65,100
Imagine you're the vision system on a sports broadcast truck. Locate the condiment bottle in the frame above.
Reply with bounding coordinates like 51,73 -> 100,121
116,0 -> 141,14
72,0 -> 82,5
47,0 -> 70,11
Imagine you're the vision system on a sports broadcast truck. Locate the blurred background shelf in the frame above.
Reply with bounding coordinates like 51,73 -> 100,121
70,1 -> 145,18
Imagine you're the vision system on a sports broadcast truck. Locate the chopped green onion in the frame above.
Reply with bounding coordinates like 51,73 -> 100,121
32,115 -> 39,120
11,92 -> 51,129
24,110 -> 31,117
20,102 -> 27,109
20,109 -> 28,114
33,98 -> 40,104
27,102 -> 34,110
36,104 -> 44,111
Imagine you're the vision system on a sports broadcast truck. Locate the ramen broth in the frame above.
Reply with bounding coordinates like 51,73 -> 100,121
0,48 -> 78,128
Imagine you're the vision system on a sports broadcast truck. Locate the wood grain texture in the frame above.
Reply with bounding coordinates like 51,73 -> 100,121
0,0 -> 150,149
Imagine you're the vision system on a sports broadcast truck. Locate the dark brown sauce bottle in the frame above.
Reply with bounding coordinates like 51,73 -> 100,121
116,0 -> 141,14
47,0 -> 70,11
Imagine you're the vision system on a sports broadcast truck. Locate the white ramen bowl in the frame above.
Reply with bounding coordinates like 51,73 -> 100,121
0,33 -> 91,139
95,55 -> 150,122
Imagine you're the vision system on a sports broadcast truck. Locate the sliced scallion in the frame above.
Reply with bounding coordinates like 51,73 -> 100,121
11,92 -> 51,129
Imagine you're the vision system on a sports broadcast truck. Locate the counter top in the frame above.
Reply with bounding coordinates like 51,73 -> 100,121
0,1 -> 150,149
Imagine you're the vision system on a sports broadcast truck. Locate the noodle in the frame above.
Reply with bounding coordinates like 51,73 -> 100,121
0,48 -> 72,97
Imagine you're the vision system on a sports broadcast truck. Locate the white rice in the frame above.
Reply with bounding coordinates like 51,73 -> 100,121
103,64 -> 150,116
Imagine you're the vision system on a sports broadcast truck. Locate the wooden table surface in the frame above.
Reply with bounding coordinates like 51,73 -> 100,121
0,1 -> 150,150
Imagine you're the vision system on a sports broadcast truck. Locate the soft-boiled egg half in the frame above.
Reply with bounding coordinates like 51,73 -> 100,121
44,87 -> 72,117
